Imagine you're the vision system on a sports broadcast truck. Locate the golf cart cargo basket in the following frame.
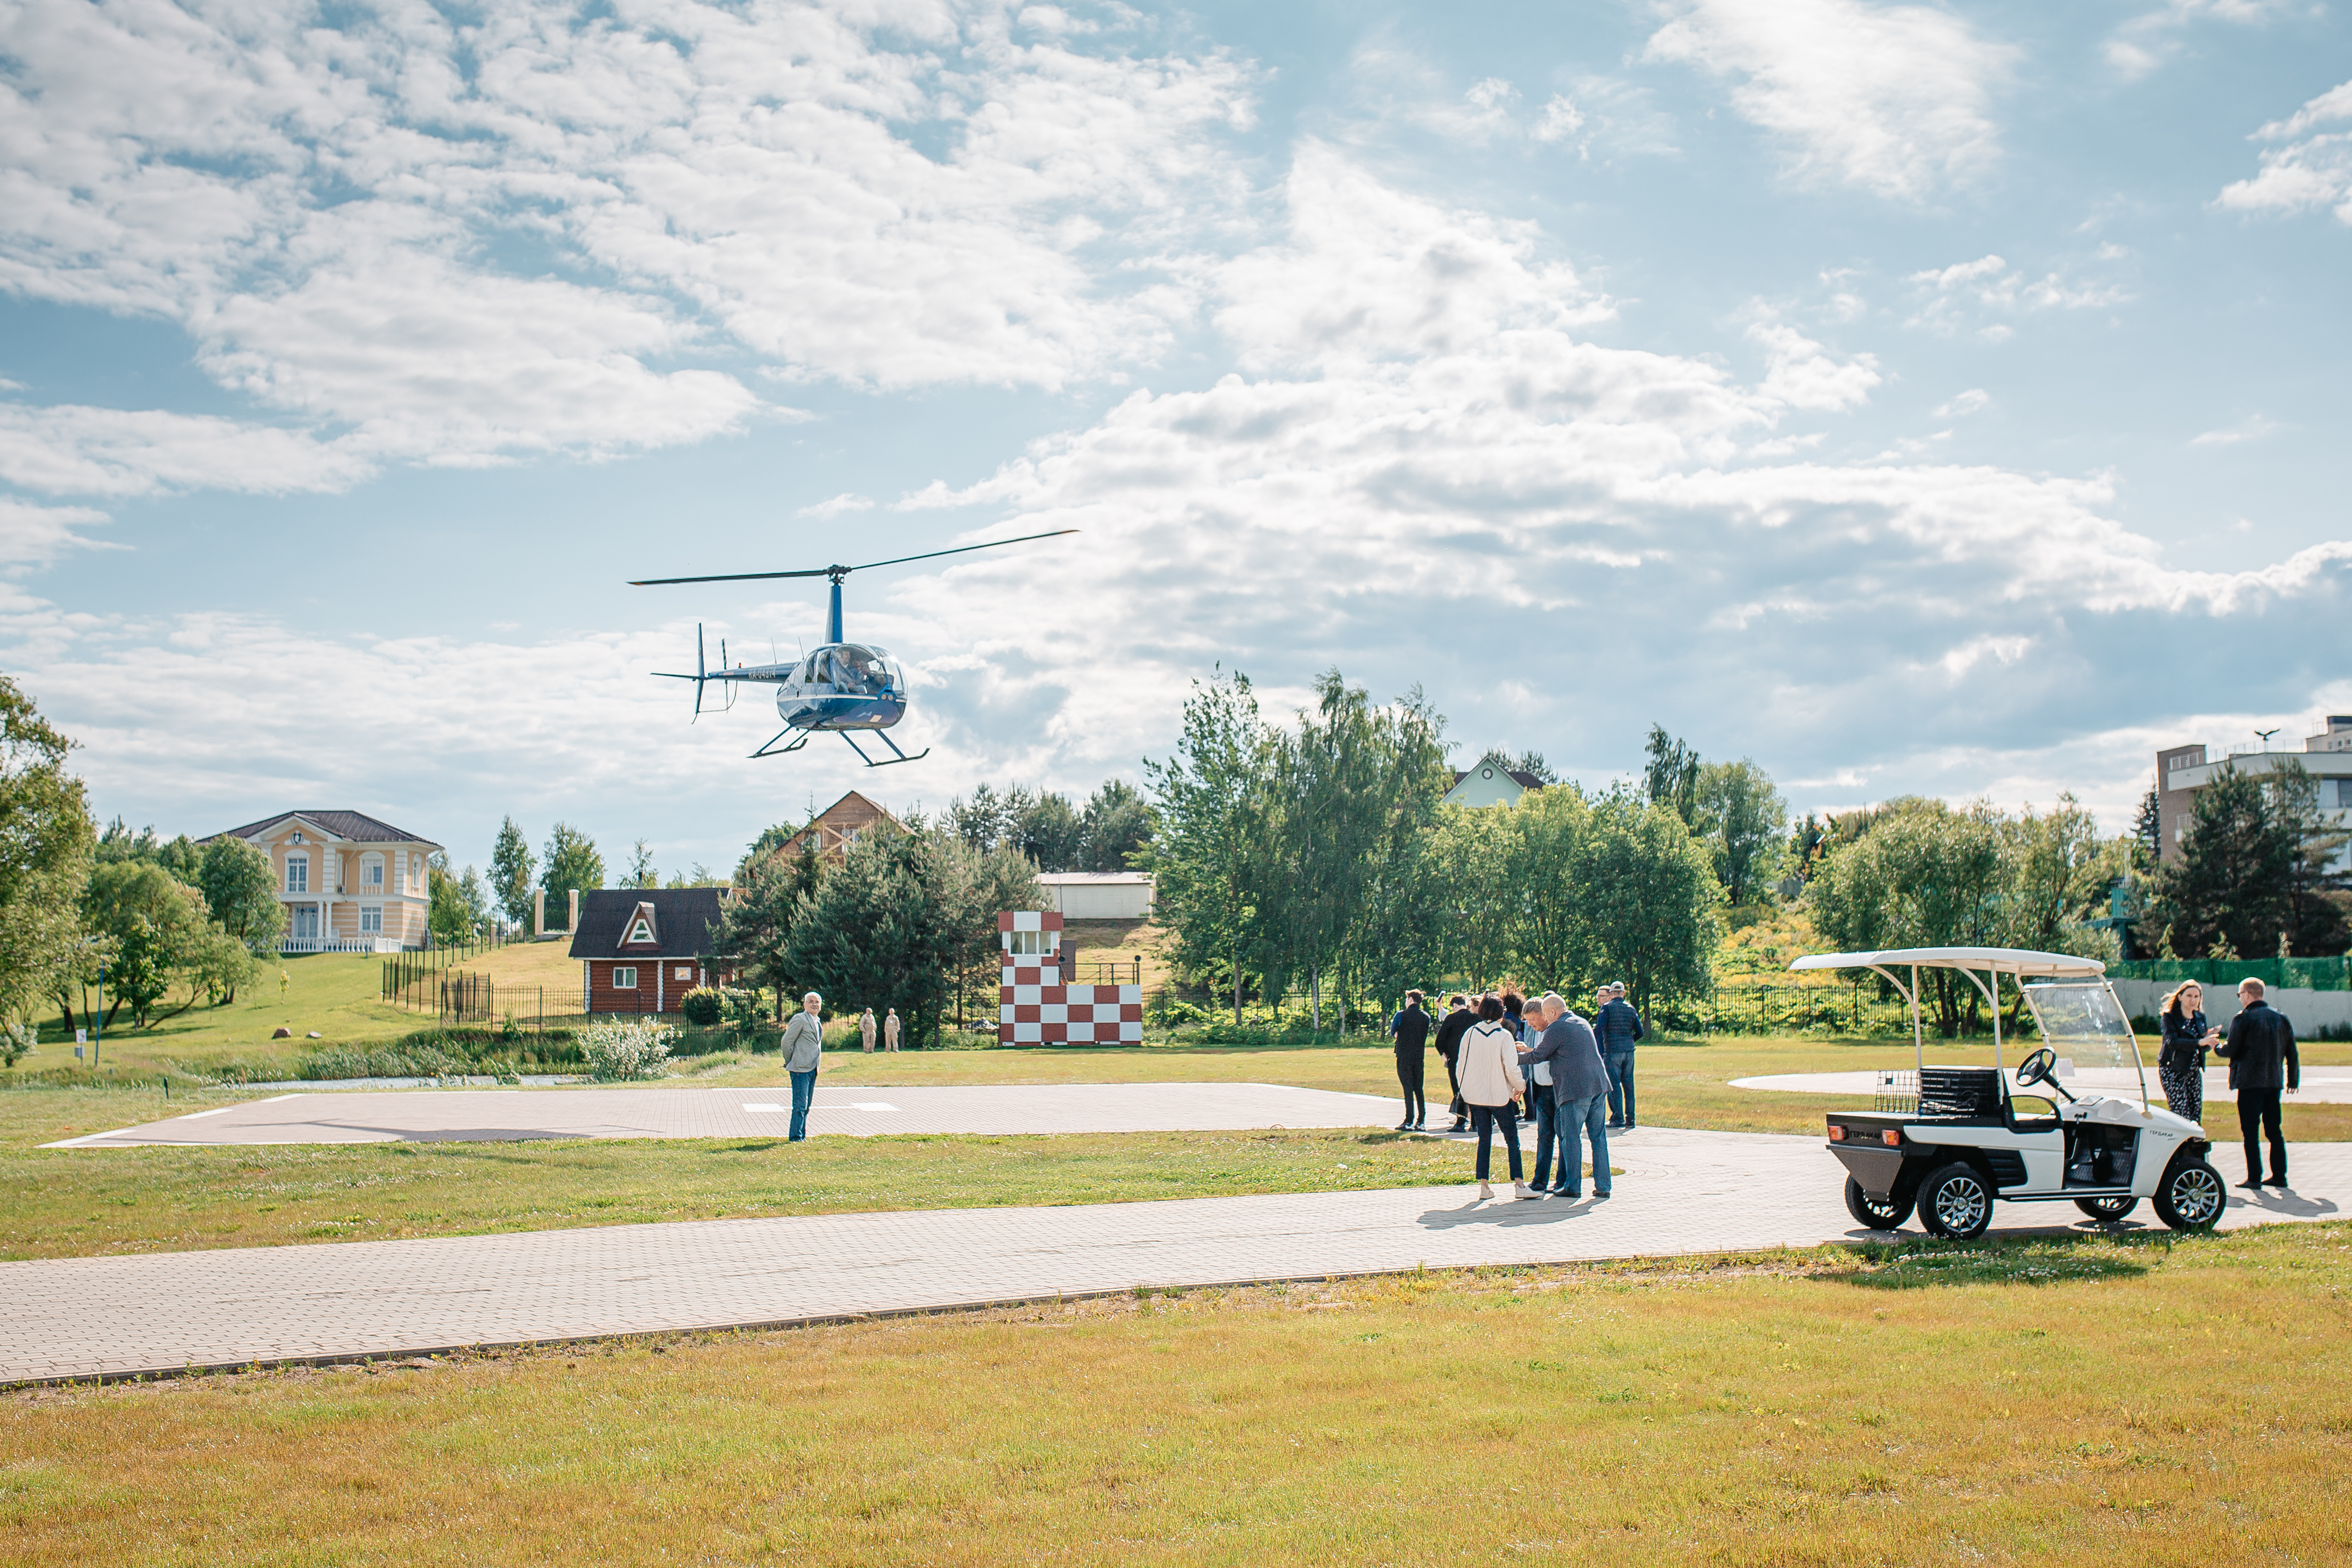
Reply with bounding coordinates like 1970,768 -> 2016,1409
1917,1066 -> 2004,1121
1873,1069 -> 1918,1114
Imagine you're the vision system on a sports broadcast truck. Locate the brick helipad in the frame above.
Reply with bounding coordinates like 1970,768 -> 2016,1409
4,1129 -> 2343,1385
48,1082 -> 1402,1148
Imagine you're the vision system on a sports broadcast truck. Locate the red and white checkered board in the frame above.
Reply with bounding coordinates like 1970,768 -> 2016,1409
998,982 -> 1143,1044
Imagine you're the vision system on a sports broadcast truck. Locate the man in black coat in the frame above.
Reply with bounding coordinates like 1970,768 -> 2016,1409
2213,977 -> 2300,1188
1432,994 -> 1475,1133
1387,990 -> 1433,1131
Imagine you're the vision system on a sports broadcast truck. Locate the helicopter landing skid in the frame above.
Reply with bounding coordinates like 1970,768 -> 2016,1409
749,726 -> 814,759
840,729 -> 930,768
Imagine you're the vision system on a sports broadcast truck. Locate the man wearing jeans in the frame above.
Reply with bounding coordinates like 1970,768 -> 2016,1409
1539,991 -> 1612,1199
1595,981 -> 1645,1129
782,991 -> 825,1141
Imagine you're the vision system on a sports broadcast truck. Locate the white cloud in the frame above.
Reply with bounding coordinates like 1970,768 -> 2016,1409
1934,389 -> 1991,418
2218,78 -> 2352,223
2190,415 -> 2281,447
799,493 -> 877,519
880,152 -> 2350,824
1643,0 -> 2012,199
0,0 -> 1258,484
2104,1 -> 2297,81
0,405 -> 375,497
1905,252 -> 2129,335
1533,95 -> 1587,144
1748,321 -> 1881,412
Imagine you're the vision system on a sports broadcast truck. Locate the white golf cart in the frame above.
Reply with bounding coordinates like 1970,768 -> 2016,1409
1786,947 -> 2226,1239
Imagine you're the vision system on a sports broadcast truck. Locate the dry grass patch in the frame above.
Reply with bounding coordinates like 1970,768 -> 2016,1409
5,1223 -> 2347,1564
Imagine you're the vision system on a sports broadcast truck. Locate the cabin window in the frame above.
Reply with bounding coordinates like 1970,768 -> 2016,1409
286,855 -> 309,894
1007,930 -> 1048,957
675,965 -> 694,980
626,917 -> 656,944
614,967 -> 637,989
360,906 -> 382,934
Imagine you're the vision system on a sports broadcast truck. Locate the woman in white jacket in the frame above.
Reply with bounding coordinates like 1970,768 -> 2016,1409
1456,996 -> 1532,1200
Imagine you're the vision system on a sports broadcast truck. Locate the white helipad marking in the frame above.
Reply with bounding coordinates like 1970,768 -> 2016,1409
173,1106 -> 238,1121
743,1104 -> 785,1113
848,1102 -> 898,1112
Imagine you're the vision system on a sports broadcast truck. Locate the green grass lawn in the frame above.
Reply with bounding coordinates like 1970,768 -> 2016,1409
5,1221 -> 2346,1565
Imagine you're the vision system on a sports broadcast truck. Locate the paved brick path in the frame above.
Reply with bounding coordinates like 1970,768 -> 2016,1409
49,1082 -> 1402,1149
5,1128 -> 2342,1385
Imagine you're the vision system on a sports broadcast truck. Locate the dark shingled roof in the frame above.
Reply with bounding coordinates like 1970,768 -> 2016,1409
201,810 -> 442,847
568,888 -> 730,961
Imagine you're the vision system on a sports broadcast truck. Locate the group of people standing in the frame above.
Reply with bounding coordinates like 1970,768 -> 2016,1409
1388,985 -> 1647,1201
2157,976 -> 2303,1190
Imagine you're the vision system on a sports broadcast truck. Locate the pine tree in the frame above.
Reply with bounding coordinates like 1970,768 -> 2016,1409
490,817 -> 535,931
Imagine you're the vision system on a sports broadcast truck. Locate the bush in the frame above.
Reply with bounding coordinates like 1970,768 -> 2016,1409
680,987 -> 724,1027
1,1022 -> 34,1068
578,1018 -> 675,1081
295,1045 -> 476,1080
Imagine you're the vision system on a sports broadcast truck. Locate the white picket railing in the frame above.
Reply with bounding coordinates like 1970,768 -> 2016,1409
280,935 -> 407,954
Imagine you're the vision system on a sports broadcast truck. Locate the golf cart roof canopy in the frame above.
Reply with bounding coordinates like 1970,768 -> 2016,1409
1786,947 -> 2106,978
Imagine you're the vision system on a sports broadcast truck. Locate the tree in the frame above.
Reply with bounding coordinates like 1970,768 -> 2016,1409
1996,795 -> 2129,956
784,827 -> 964,1047
938,837 -> 1048,1028
2151,763 -> 2348,959
490,817 -> 535,931
717,839 -> 827,1018
81,861 -> 209,1027
1013,791 -> 1084,872
1643,726 -> 1702,825
1141,669 -> 1271,1025
1428,801 -> 1519,992
0,676 -> 95,1038
428,854 -> 486,946
1575,790 -> 1720,1020
1808,797 -> 2006,1037
199,836 -> 283,959
95,819 -> 202,881
2131,781 -> 2162,873
626,839 -> 657,889
1695,758 -> 1789,906
1078,780 -> 1156,871
1505,784 -> 1595,993
541,822 -> 604,912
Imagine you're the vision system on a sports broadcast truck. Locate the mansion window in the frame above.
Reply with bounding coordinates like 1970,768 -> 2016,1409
360,906 -> 383,934
613,967 -> 638,989
286,855 -> 309,894
363,857 -> 383,889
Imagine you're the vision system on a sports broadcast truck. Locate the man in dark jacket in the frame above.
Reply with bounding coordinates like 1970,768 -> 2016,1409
1524,992 -> 1611,1198
1387,990 -> 1433,1131
1595,982 -> 1646,1129
2214,977 -> 2300,1188
1432,994 -> 1475,1132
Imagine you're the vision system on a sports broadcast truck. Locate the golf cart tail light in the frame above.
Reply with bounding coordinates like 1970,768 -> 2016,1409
1881,1130 -> 1902,1147
1829,1125 -> 1846,1141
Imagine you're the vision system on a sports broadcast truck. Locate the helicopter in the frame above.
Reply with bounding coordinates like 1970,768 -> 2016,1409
632,528 -> 1076,767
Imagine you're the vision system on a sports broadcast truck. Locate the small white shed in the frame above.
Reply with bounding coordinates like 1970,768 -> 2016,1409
1038,872 -> 1155,920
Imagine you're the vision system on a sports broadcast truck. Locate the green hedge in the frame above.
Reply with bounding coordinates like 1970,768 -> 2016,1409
2108,957 -> 2352,992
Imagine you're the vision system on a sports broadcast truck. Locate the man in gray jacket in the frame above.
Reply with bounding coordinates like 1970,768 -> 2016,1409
1522,992 -> 1611,1198
782,991 -> 825,1142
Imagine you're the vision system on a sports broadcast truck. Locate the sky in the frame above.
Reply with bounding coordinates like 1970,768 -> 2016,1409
2,0 -> 2348,879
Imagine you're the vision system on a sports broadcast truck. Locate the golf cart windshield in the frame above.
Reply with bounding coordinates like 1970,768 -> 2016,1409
2021,981 -> 2148,1103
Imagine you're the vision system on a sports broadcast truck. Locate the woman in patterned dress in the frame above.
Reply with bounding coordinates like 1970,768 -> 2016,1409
2157,982 -> 2209,1124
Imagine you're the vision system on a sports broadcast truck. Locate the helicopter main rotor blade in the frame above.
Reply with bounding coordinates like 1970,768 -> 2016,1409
837,527 -> 1080,575
626,528 -> 1078,587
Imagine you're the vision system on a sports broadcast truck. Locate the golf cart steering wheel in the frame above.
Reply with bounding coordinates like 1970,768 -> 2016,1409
2014,1046 -> 2074,1102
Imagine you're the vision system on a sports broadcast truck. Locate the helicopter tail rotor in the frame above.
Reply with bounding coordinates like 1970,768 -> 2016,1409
693,623 -> 706,720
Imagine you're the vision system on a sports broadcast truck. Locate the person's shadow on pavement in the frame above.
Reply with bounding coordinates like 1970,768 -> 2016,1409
2226,1186 -> 2338,1219
1416,1196 -> 1603,1229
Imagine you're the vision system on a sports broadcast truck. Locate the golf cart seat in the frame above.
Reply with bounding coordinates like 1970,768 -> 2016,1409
1916,1066 -> 2003,1124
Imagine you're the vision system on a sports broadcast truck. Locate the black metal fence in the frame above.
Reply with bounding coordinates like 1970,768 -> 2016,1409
383,964 -> 580,1029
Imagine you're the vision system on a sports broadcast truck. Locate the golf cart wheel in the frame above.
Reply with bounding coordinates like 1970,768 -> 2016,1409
2153,1155 -> 2225,1233
1845,1175 -> 1913,1231
1917,1162 -> 1993,1241
2073,1195 -> 2138,1223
